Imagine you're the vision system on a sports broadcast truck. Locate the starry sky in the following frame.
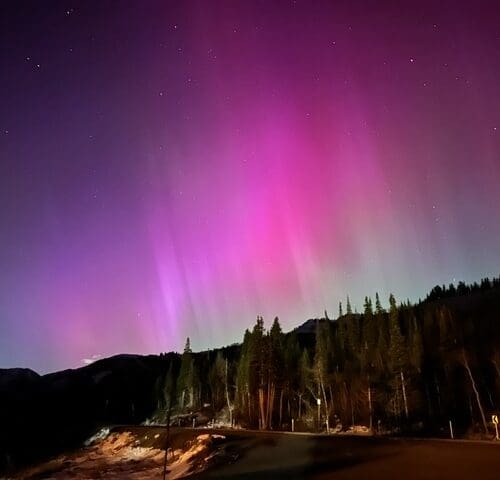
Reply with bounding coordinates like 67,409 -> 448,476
1,1 -> 500,373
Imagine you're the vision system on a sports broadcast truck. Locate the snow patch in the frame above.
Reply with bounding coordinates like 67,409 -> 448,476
84,427 -> 110,446
22,431 -> 227,479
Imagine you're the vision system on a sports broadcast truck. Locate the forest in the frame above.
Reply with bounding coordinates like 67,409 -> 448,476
154,276 -> 500,436
3,276 -> 500,473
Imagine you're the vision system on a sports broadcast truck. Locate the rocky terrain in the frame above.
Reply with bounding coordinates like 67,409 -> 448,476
11,430 -> 229,480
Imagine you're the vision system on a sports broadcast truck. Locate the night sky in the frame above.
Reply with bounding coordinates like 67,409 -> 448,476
2,1 -> 500,373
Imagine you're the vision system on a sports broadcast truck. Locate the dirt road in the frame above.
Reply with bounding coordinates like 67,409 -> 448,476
186,429 -> 500,480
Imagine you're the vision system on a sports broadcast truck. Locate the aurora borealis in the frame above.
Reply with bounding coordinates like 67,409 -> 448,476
1,1 -> 500,372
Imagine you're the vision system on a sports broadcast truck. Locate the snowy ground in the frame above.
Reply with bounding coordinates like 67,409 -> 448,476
14,431 -> 226,479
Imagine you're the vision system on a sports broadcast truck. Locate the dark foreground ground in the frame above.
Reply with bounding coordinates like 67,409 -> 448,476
187,429 -> 500,480
12,426 -> 500,479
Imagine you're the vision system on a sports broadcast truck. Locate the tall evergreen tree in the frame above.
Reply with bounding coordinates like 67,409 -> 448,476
164,361 -> 176,411
314,320 -> 331,427
346,296 -> 353,315
362,296 -> 377,371
375,292 -> 384,314
248,316 -> 268,429
177,337 -> 195,409
298,348 -> 311,419
236,329 -> 252,424
208,351 -> 226,409
388,294 -> 409,420
268,317 -> 284,428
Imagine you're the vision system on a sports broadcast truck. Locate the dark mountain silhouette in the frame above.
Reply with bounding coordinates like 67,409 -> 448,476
0,354 -> 165,472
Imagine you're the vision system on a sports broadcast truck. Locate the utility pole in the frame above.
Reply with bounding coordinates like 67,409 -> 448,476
162,404 -> 172,480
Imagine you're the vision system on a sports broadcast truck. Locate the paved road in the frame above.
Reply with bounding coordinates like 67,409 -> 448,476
183,429 -> 500,480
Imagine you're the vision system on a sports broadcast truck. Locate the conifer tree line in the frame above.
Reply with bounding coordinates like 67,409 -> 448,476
154,276 -> 500,435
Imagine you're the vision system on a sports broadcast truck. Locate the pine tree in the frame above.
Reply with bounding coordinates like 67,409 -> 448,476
314,320 -> 331,427
298,348 -> 311,419
388,294 -> 409,420
208,351 -> 226,409
409,314 -> 424,373
236,329 -> 252,424
362,296 -> 377,370
389,295 -> 406,371
153,373 -> 165,410
248,316 -> 268,429
346,296 -> 353,315
268,317 -> 284,428
374,293 -> 389,372
177,337 -> 194,409
375,292 -> 384,314
283,333 -> 301,423
335,317 -> 347,367
346,297 -> 359,357
164,361 -> 176,411
363,296 -> 373,316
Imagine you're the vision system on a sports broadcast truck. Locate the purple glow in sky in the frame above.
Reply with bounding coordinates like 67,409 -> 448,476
1,1 -> 500,372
